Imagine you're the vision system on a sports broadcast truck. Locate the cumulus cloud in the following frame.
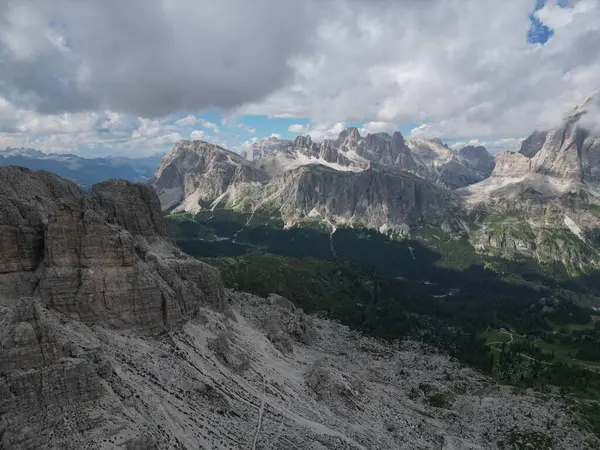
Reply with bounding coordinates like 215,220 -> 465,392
190,130 -> 205,140
243,0 -> 600,138
359,121 -> 397,136
288,122 -> 347,141
0,0 -> 315,117
288,124 -> 307,134
1,0 -> 600,156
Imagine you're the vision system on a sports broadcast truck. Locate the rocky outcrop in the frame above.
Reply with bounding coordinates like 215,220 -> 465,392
0,166 -> 227,448
519,131 -> 548,158
249,132 -> 493,190
250,135 -> 292,160
156,137 -> 468,234
458,145 -> 496,178
462,97 -> 600,273
2,289 -> 595,449
267,163 -> 466,232
408,139 -> 493,189
152,140 -> 270,212
251,128 -> 419,174
0,167 -> 224,331
490,151 -> 532,177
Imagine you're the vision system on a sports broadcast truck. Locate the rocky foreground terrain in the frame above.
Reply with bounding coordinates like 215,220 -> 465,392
1,166 -> 598,449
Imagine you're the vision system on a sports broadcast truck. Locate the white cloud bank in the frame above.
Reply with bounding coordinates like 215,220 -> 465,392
0,0 -> 599,155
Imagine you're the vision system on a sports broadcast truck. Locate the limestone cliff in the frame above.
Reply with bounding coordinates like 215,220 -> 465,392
151,140 -> 270,213
265,164 -> 466,232
462,97 -> 600,273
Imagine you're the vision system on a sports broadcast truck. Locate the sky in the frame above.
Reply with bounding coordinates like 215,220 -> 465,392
0,0 -> 598,157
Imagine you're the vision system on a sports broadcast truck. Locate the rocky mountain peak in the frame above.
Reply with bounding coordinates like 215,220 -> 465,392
0,166 -> 225,330
338,126 -> 361,143
458,145 -> 496,179
294,134 -> 314,148
152,140 -> 270,212
519,131 -> 549,158
459,145 -> 487,158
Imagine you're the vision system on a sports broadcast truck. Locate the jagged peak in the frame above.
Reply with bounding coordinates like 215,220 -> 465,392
338,127 -> 361,142
169,139 -> 245,160
294,135 -> 313,147
563,92 -> 600,125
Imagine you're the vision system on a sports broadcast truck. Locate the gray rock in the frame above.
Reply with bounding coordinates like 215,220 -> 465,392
151,140 -> 270,212
462,96 -> 600,273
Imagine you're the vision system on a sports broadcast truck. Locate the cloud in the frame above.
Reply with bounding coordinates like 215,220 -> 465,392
202,120 -> 220,132
175,115 -> 220,132
242,0 -> 600,138
190,130 -> 205,140
288,122 -> 347,141
359,121 -> 397,136
0,96 -> 184,156
1,0 -> 600,156
288,124 -> 307,133
175,115 -> 198,127
0,0 -> 316,117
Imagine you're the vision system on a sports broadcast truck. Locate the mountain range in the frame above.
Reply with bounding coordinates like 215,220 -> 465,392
153,98 -> 600,274
247,129 -> 494,189
0,147 -> 164,190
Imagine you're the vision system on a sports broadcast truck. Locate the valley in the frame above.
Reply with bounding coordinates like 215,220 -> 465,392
166,204 -> 600,437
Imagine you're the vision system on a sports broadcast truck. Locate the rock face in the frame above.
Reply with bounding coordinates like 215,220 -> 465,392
490,151 -> 532,177
0,166 -> 227,449
249,131 -> 494,189
154,137 -> 467,234
267,164 -> 466,232
3,288 -> 596,449
462,97 -> 600,273
151,140 -> 270,212
408,138 -> 493,189
0,167 -> 224,330
250,128 -> 420,176
458,145 -> 496,178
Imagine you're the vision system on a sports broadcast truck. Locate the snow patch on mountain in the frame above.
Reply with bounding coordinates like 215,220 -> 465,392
564,215 -> 585,241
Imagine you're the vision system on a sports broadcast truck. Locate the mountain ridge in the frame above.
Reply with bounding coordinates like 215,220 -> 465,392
249,128 -> 493,189
0,146 -> 164,190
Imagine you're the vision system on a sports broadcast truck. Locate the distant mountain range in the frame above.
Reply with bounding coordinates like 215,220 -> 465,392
151,129 -> 485,236
153,96 -> 600,274
247,129 -> 494,190
0,147 -> 164,190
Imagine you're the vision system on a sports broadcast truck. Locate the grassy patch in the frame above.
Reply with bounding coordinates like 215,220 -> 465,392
292,217 -> 334,233
486,214 -> 536,241
482,330 -> 513,345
